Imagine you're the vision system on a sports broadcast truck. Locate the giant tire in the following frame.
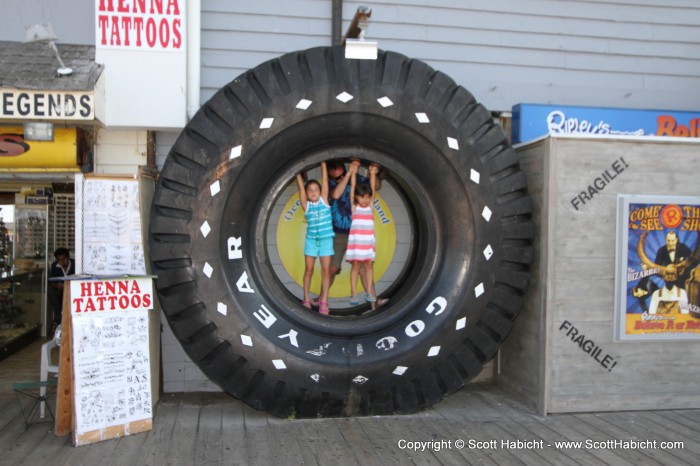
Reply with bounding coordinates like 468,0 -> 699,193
150,45 -> 534,417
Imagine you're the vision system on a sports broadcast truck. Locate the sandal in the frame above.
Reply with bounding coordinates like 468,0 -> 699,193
364,294 -> 377,303
349,295 -> 360,305
319,301 -> 330,315
301,299 -> 312,310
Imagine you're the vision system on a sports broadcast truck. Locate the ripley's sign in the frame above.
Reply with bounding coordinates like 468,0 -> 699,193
512,103 -> 700,144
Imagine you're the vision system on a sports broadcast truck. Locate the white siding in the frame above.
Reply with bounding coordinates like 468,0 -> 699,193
200,0 -> 700,112
94,130 -> 149,174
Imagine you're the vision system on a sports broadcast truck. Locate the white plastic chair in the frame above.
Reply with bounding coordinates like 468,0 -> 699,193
39,339 -> 59,418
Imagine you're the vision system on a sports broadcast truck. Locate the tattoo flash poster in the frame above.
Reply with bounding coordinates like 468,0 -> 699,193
615,195 -> 700,341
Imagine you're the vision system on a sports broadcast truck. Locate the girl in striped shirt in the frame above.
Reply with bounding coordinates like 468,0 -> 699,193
347,163 -> 379,306
296,161 -> 334,315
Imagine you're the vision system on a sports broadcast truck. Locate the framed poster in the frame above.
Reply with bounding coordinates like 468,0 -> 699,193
74,174 -> 146,276
69,277 -> 154,445
615,195 -> 700,341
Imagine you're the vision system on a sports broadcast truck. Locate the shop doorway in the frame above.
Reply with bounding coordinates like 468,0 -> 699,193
0,183 -> 75,360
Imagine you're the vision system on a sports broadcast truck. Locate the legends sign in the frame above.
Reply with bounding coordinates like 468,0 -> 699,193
1,89 -> 94,121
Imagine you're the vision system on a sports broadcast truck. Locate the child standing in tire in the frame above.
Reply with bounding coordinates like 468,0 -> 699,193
347,163 -> 379,308
296,161 -> 334,315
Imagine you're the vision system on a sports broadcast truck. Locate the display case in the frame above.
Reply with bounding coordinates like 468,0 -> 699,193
0,269 -> 44,361
14,205 -> 49,264
12,204 -> 50,338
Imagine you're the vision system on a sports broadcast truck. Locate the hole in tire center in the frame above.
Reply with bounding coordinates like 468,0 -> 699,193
266,157 -> 420,319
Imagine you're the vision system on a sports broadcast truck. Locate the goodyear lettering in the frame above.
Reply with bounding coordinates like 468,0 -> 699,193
228,236 -> 243,259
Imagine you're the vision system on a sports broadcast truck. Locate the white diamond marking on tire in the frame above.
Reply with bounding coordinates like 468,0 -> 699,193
427,346 -> 441,357
336,92 -> 353,103
272,359 -> 287,370
482,206 -> 492,222
296,99 -> 312,110
447,137 -> 459,150
353,375 -> 368,384
470,169 -> 480,184
456,317 -> 467,330
200,221 -> 211,238
241,334 -> 252,346
474,282 -> 485,297
415,112 -> 429,123
377,96 -> 393,107
483,244 -> 494,260
217,302 -> 227,316
230,145 -> 242,159
203,262 -> 213,278
260,118 -> 274,129
210,180 -> 220,196
393,366 -> 408,375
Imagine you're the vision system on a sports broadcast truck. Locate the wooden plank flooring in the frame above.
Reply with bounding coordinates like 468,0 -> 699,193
0,340 -> 698,465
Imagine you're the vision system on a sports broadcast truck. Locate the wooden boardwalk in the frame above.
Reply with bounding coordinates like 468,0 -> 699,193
1,339 -> 698,466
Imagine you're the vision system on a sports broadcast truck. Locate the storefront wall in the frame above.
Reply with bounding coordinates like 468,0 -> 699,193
499,135 -> 700,415
2,1 -> 700,397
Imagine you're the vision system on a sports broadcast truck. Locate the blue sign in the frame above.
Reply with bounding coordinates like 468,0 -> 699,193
512,103 -> 700,144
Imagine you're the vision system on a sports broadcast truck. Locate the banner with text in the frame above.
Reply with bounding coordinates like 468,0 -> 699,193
615,195 -> 700,341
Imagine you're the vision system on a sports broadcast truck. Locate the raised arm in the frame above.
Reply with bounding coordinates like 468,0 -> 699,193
368,164 -> 378,201
296,173 -> 308,211
320,161 -> 329,201
350,165 -> 357,212
332,159 -> 361,199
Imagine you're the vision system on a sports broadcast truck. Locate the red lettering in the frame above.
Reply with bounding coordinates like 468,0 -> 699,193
656,115 -> 675,136
159,18 -> 170,48
85,298 -> 96,312
121,16 -> 132,46
634,320 -> 665,330
80,282 -> 92,296
656,115 -> 700,138
130,280 -> 141,293
98,0 -> 113,12
73,298 -> 84,312
95,14 -> 108,44
172,18 -> 182,48
143,294 -> 152,308
130,295 -> 141,308
133,0 -> 146,13
119,296 -> 129,309
151,0 -> 163,14
96,296 -> 107,311
118,281 -> 129,294
110,16 -> 121,46
675,124 -> 690,137
167,0 -> 180,15
146,17 -> 157,47
133,17 -> 144,46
